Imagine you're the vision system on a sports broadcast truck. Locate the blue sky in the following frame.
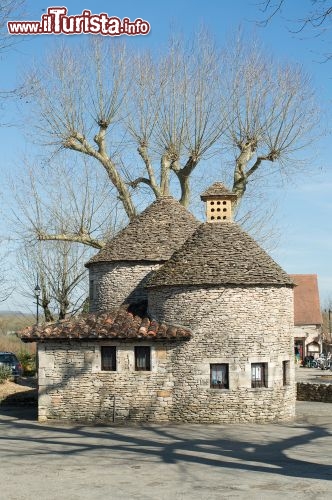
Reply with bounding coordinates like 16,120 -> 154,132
0,0 -> 331,311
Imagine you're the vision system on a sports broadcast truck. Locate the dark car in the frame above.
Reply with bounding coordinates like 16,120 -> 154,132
0,352 -> 23,382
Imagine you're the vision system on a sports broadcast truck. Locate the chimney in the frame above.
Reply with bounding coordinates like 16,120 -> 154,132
200,182 -> 237,223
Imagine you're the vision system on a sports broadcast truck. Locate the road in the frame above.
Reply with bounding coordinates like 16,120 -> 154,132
0,402 -> 331,500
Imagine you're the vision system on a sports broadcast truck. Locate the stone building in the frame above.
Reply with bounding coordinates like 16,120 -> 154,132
20,183 -> 296,423
86,196 -> 199,312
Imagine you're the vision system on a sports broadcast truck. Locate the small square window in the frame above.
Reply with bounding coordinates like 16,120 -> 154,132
282,360 -> 290,386
89,279 -> 95,300
135,346 -> 151,371
210,364 -> 229,389
251,363 -> 268,388
101,346 -> 116,371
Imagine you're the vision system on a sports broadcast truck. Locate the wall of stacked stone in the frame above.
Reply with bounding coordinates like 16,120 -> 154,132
148,284 -> 296,422
89,262 -> 160,312
297,382 -> 332,403
38,285 -> 296,423
38,341 -> 181,423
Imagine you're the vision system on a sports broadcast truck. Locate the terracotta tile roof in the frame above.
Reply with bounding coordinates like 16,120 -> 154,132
18,307 -> 192,342
86,197 -> 200,266
290,274 -> 322,326
200,182 -> 237,200
147,222 -> 294,288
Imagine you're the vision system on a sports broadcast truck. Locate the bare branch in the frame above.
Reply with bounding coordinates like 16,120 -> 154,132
37,231 -> 105,250
256,0 -> 332,59
127,177 -> 152,189
0,0 -> 26,51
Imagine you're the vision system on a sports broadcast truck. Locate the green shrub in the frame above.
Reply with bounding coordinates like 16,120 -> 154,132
17,351 -> 37,376
0,365 -> 12,384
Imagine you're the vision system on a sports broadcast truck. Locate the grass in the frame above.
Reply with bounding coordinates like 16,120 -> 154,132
0,333 -> 36,357
0,312 -> 36,357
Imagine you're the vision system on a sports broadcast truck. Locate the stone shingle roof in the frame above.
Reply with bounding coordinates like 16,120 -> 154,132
290,274 -> 322,326
86,196 -> 199,266
147,222 -> 294,288
200,182 -> 237,200
18,307 -> 192,342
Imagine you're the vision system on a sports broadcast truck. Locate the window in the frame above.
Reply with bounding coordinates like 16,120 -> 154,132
282,360 -> 290,386
89,279 -> 95,300
210,364 -> 229,389
251,363 -> 268,388
101,346 -> 116,371
135,346 -> 151,371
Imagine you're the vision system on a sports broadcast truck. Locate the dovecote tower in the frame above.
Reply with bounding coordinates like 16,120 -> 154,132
200,182 -> 237,222
146,182 -> 296,423
85,196 -> 199,312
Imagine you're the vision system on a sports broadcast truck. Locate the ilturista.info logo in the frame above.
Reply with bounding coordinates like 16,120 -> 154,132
7,7 -> 151,36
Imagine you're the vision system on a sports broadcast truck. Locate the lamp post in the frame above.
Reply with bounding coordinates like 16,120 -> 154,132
34,283 -> 41,325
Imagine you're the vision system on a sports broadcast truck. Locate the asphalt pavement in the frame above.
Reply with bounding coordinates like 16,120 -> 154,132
0,401 -> 331,500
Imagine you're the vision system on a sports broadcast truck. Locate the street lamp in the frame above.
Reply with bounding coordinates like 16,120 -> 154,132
34,283 -> 41,325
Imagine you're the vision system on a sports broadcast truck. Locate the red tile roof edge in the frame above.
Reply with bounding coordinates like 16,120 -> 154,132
18,309 -> 192,342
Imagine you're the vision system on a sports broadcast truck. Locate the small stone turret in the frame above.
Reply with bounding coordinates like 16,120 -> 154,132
200,182 -> 237,222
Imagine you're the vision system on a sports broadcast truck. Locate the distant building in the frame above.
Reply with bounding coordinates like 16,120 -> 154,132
290,274 -> 323,360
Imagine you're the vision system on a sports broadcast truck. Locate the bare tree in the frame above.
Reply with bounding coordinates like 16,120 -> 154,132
322,299 -> 332,347
219,34 -> 319,206
257,0 -> 332,59
258,0 -> 332,31
0,243 -> 13,303
6,156 -> 124,321
10,156 -> 124,249
0,0 -> 25,51
22,33 -> 319,248
17,240 -> 89,322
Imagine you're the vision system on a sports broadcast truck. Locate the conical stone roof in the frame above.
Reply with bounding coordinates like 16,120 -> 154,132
86,196 -> 200,266
146,222 -> 294,288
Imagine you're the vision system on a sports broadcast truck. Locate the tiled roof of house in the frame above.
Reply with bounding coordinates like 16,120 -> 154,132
290,274 -> 322,326
86,196 -> 199,266
200,182 -> 237,200
147,222 -> 294,288
18,307 -> 192,342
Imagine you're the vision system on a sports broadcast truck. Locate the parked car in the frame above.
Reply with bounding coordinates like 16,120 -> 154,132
0,352 -> 23,382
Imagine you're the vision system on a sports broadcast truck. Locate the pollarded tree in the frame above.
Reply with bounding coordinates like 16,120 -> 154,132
23,32 -> 319,248
219,35 -> 318,204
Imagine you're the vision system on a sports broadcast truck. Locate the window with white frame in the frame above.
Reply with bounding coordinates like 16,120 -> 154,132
251,363 -> 268,388
210,363 -> 229,389
135,346 -> 151,371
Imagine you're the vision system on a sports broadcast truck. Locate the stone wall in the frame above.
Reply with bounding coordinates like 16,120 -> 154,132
297,382 -> 332,403
148,285 -> 296,422
38,341 -> 180,422
38,285 -> 296,424
89,262 -> 160,312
